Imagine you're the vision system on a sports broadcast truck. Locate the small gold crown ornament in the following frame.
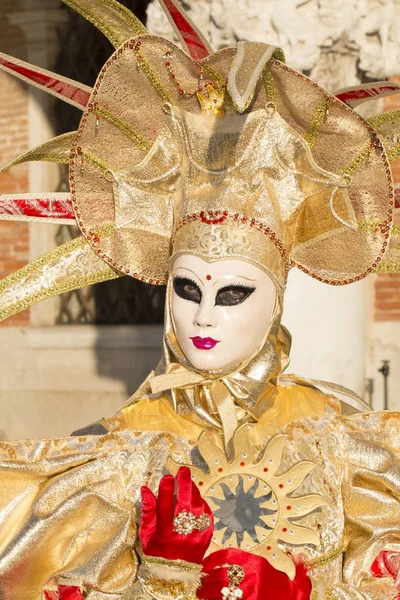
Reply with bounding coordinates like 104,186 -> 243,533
197,84 -> 226,116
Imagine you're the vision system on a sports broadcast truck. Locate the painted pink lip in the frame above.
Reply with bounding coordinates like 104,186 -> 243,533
190,336 -> 220,350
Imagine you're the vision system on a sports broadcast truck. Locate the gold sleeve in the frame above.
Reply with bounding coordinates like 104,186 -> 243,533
313,411 -> 400,599
0,432 -> 141,599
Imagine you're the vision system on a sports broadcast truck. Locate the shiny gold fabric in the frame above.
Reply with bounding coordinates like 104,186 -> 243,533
0,387 -> 399,599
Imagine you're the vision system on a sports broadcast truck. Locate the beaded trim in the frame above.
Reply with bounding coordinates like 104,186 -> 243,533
63,0 -> 146,49
368,108 -> 400,129
308,540 -> 344,570
305,96 -> 333,149
376,261 -> 400,273
132,39 -> 174,104
87,101 -> 151,152
172,211 -> 290,268
141,555 -> 201,572
63,0 -> 122,48
69,43 -> 394,288
263,65 -> 277,105
387,145 -> 400,162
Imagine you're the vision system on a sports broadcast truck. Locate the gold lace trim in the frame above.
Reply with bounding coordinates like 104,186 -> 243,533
368,109 -> 400,129
263,65 -> 277,105
134,46 -> 174,104
144,577 -> 186,597
76,150 -> 112,172
358,221 -> 400,235
326,590 -> 340,600
63,0 -> 123,48
342,142 -> 373,178
19,153 -> 69,165
95,104 -> 150,152
142,556 -> 201,572
376,261 -> 400,273
308,541 -> 344,570
98,0 -> 147,36
387,145 -> 400,162
305,96 -> 333,149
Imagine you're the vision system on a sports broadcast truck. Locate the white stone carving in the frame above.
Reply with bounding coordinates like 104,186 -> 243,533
147,0 -> 400,90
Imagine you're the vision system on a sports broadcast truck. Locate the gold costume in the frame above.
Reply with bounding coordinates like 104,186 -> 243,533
0,0 -> 399,598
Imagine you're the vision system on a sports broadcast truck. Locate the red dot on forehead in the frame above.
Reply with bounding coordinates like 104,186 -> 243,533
206,275 -> 212,281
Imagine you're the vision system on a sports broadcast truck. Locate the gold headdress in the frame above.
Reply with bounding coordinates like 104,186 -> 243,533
0,0 -> 400,320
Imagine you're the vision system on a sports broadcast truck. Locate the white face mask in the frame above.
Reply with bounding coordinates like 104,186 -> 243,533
170,255 -> 278,372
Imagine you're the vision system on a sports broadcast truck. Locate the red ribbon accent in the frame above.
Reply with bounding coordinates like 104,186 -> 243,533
140,466 -> 214,564
371,550 -> 400,599
198,548 -> 311,600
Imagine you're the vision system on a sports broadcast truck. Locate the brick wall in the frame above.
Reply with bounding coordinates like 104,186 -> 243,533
0,14 -> 30,326
375,75 -> 400,322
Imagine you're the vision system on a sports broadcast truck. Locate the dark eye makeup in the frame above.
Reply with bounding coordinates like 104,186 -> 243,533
215,284 -> 255,306
173,277 -> 202,303
173,276 -> 255,306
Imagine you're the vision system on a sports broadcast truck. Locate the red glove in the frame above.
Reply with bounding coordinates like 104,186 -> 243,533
44,586 -> 84,600
140,466 -> 214,564
197,548 -> 312,600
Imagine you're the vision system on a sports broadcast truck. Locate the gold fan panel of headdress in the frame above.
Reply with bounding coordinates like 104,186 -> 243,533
69,37 -> 392,286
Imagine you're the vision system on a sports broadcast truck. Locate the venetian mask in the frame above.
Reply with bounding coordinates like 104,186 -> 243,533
170,254 -> 278,373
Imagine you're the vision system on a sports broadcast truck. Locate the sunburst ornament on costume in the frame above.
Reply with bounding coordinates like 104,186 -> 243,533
169,425 -> 329,580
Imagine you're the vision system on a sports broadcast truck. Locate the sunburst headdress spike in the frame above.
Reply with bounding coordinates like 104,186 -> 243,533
61,0 -> 147,48
0,133 -> 78,225
156,0 -> 212,59
0,53 -> 91,109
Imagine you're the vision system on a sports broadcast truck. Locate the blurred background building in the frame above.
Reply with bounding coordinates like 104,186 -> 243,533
0,0 -> 399,439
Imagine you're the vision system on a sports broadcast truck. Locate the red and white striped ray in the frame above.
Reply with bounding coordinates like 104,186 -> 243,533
0,53 -> 91,110
335,81 -> 400,108
157,0 -> 212,60
0,194 -> 75,224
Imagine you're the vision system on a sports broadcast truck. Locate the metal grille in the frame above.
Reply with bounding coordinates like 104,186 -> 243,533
52,0 -> 165,325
